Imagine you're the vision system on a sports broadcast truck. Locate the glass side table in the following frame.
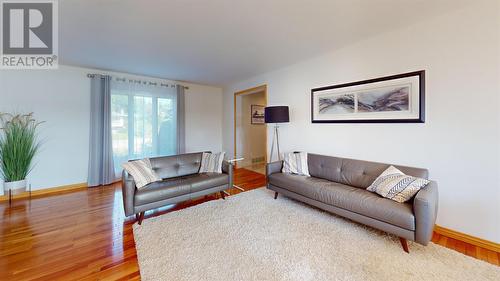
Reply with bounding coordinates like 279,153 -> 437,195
226,158 -> 244,192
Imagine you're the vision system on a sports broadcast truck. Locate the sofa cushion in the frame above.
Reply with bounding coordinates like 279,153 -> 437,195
135,177 -> 192,206
134,173 -> 228,206
367,166 -> 430,203
268,173 -> 328,200
282,152 -> 310,176
269,173 -> 415,230
307,153 -> 428,189
150,153 -> 203,179
186,173 -> 229,193
199,152 -> 225,173
122,158 -> 161,189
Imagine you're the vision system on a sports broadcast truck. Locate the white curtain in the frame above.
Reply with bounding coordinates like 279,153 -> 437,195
110,79 -> 178,174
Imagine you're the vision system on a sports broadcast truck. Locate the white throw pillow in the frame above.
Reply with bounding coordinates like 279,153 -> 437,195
367,165 -> 430,203
282,152 -> 310,176
199,152 -> 225,173
122,158 -> 161,189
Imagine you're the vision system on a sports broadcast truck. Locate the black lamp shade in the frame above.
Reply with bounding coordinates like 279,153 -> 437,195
265,106 -> 289,123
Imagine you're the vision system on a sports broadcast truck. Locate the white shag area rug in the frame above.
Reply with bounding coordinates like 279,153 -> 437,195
133,188 -> 500,281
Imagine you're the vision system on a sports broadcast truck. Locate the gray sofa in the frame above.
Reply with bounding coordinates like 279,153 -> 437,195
122,152 -> 233,224
266,153 -> 438,253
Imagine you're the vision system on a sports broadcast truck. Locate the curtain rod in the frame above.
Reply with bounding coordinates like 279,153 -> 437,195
86,73 -> 189,89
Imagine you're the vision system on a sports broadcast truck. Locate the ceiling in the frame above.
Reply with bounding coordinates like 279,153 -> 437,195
59,0 -> 468,86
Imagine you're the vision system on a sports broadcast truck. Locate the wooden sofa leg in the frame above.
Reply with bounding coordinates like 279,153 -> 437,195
399,237 -> 409,253
137,212 -> 145,225
220,191 -> 226,200
274,192 -> 278,200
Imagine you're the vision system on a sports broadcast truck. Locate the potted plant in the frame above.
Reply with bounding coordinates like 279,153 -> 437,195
0,113 -> 42,196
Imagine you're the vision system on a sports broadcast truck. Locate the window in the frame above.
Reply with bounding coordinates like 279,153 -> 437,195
111,80 -> 177,174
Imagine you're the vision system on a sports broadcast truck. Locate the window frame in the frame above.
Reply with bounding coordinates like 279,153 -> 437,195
110,85 -> 177,170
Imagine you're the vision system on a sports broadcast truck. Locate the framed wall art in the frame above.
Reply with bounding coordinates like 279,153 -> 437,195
311,70 -> 425,123
251,104 -> 265,124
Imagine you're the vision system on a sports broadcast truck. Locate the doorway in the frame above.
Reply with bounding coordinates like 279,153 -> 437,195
234,85 -> 267,175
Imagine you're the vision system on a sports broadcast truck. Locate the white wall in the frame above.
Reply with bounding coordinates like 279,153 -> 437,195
182,81 -> 223,154
0,65 -> 223,194
222,1 -> 500,243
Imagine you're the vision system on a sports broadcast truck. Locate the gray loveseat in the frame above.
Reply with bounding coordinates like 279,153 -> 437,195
122,152 -> 233,224
267,153 -> 438,253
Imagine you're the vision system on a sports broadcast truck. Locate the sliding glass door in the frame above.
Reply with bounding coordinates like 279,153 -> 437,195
110,80 -> 177,174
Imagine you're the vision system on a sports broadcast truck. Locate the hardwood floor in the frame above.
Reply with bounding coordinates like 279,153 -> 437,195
0,168 -> 266,280
431,232 -> 500,265
0,168 -> 498,280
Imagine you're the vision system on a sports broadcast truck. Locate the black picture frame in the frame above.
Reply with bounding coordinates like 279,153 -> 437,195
311,70 -> 425,123
251,104 -> 265,124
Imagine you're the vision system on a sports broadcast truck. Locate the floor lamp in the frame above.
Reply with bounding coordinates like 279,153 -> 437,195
265,106 -> 289,162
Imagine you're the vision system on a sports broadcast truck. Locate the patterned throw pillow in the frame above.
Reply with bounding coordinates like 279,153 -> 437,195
282,152 -> 310,176
199,152 -> 225,173
367,166 -> 430,203
122,158 -> 161,189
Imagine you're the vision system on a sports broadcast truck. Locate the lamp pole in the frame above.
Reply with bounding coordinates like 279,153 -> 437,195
269,124 -> 282,162
275,124 -> 281,160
